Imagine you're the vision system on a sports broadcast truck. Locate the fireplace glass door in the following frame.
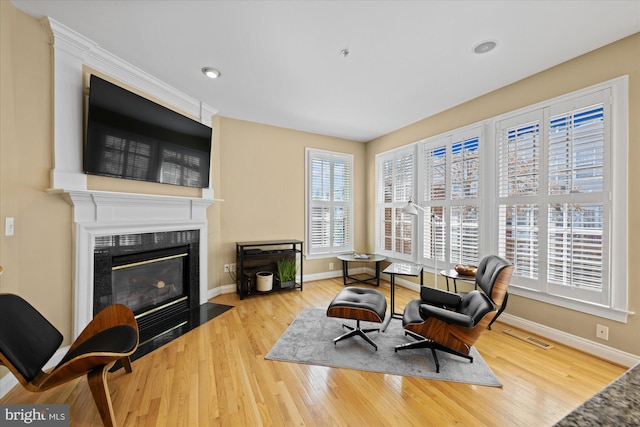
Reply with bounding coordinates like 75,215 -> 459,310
112,251 -> 186,315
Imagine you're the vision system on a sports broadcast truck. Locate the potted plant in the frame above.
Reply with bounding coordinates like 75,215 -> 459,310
277,258 -> 297,288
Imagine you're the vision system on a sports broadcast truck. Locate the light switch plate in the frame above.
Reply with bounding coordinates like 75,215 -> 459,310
5,217 -> 14,236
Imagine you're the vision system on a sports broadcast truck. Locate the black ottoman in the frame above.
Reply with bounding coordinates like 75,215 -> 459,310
326,287 -> 387,350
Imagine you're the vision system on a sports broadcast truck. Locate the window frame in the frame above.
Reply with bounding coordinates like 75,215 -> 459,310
491,77 -> 628,321
305,148 -> 354,258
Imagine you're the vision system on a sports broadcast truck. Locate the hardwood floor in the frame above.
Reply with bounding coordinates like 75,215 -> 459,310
1,278 -> 626,426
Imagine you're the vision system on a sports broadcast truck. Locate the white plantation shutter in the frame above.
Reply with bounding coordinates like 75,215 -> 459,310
498,204 -> 539,280
419,131 -> 480,268
375,147 -> 415,260
497,89 -> 611,304
546,96 -> 607,298
498,119 -> 540,198
450,205 -> 479,265
548,104 -> 604,195
450,137 -> 480,265
306,149 -> 353,256
548,202 -> 603,290
451,137 -> 480,200
424,145 -> 446,201
497,112 -> 542,284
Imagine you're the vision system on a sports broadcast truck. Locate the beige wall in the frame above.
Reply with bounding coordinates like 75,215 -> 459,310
216,117 -> 366,282
365,33 -> 640,355
0,2 -> 74,380
0,2 -> 75,335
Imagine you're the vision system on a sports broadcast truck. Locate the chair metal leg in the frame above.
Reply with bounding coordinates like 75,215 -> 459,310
488,292 -> 509,330
333,320 -> 379,350
395,337 -> 473,373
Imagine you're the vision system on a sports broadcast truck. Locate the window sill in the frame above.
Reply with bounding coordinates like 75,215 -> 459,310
305,252 -> 350,261
509,285 -> 633,323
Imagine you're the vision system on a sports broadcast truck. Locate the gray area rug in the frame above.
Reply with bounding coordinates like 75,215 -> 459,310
266,307 -> 501,387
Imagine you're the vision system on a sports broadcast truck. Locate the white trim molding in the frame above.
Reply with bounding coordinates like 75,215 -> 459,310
499,313 -> 640,368
40,17 -> 218,196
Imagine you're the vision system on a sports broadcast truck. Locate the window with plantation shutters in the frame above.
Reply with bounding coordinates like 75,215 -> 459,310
418,131 -> 481,268
496,89 -> 613,306
546,101 -> 606,297
375,146 -> 415,261
497,111 -> 541,282
305,149 -> 353,256
372,77 -> 627,320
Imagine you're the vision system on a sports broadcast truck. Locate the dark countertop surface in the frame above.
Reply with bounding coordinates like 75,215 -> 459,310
555,362 -> 640,426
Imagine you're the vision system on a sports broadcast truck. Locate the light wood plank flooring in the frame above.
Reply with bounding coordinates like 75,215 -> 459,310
1,278 -> 626,426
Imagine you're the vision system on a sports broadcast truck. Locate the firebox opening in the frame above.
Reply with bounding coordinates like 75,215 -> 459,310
93,229 -> 201,350
111,248 -> 188,316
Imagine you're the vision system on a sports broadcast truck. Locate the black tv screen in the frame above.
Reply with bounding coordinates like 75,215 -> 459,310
84,75 -> 212,188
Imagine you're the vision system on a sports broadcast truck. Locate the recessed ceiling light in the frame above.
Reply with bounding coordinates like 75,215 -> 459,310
473,40 -> 497,54
201,67 -> 221,79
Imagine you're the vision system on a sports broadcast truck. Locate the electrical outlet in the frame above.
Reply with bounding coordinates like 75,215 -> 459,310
596,324 -> 609,340
224,264 -> 230,273
329,262 -> 334,270
230,263 -> 236,272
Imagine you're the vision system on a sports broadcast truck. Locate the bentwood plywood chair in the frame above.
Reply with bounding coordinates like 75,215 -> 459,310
0,294 -> 139,427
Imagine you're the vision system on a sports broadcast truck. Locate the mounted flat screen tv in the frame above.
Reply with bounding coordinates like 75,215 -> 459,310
84,75 -> 212,188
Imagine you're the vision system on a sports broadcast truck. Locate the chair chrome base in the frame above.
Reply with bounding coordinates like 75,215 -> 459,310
334,320 -> 380,350
394,331 -> 473,373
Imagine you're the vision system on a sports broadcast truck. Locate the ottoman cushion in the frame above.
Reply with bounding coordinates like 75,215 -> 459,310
327,287 -> 386,323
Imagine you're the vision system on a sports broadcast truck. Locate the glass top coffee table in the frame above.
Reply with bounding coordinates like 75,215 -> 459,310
381,262 -> 423,331
337,253 -> 386,287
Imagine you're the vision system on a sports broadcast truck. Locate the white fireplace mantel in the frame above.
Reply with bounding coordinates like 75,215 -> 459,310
66,189 -> 212,338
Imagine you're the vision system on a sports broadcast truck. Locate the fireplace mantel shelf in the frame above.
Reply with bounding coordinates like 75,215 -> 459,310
51,188 -> 214,225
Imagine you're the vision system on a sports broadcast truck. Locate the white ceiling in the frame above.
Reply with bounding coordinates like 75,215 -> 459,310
12,0 -> 640,142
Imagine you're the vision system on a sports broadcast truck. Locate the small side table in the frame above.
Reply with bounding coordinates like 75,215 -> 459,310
439,269 -> 476,292
381,262 -> 423,332
337,254 -> 386,287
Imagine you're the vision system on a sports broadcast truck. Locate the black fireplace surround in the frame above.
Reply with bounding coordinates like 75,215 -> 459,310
93,230 -> 200,342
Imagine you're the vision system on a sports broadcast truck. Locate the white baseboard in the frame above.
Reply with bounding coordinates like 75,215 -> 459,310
206,284 -> 235,300
498,313 -> 640,368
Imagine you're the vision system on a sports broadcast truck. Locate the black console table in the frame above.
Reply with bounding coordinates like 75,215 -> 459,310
235,239 -> 303,300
